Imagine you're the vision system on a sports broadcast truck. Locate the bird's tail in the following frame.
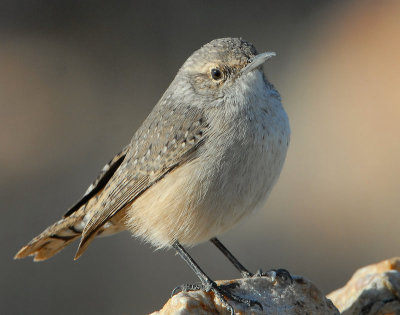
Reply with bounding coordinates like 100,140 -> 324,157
14,214 -> 86,261
15,148 -> 129,261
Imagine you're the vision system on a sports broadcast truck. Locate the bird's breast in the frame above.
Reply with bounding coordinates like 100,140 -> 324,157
201,102 -> 290,222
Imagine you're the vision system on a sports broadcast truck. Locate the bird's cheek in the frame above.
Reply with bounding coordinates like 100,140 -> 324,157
190,80 -> 223,99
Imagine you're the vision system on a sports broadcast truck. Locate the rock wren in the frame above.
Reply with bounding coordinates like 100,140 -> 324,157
15,38 -> 290,313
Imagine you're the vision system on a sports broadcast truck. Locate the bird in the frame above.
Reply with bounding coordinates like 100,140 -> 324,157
15,37 -> 290,314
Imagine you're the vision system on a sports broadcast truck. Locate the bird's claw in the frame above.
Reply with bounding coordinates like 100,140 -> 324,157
171,283 -> 203,296
256,268 -> 293,284
171,280 -> 263,314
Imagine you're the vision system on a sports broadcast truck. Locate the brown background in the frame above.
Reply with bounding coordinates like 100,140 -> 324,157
2,1 -> 400,314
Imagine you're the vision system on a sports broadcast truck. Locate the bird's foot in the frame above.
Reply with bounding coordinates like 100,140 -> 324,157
172,280 -> 262,315
253,268 -> 293,284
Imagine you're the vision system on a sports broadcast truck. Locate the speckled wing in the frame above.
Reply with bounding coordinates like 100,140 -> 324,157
75,103 -> 208,258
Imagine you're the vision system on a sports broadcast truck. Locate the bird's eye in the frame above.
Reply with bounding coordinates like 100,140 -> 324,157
211,68 -> 223,81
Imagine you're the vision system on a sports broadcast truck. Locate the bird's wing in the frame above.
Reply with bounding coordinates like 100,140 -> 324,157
75,103 -> 208,259
64,146 -> 129,218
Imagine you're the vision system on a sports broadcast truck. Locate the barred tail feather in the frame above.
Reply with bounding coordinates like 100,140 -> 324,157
15,149 -> 129,261
14,216 -> 84,262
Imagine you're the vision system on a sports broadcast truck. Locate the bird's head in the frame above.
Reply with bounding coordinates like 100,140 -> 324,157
178,38 -> 275,103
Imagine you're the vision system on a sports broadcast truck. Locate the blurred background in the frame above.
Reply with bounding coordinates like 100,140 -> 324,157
2,0 -> 400,314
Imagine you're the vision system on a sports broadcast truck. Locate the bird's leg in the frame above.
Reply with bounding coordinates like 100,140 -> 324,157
210,237 -> 253,278
211,238 -> 293,283
171,241 -> 262,314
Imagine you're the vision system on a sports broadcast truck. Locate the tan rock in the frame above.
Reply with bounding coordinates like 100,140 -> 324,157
151,273 -> 339,315
328,257 -> 400,315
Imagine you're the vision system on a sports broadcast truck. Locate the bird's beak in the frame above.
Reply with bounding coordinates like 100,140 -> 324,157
241,52 -> 276,75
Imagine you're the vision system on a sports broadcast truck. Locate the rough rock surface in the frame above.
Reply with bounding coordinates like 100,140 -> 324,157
151,273 -> 339,315
328,257 -> 400,315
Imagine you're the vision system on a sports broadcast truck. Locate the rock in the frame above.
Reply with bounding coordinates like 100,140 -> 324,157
328,257 -> 400,315
150,272 -> 339,315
